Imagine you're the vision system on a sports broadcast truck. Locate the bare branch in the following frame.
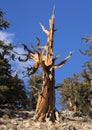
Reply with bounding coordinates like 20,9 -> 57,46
79,49 -> 87,55
81,37 -> 92,43
36,37 -> 40,47
11,54 -> 16,61
30,42 -> 39,53
39,23 -> 49,35
54,85 -> 61,89
30,42 -> 35,52
29,62 -> 39,75
52,4 -> 56,19
21,43 -> 34,54
53,55 -> 61,62
36,37 -> 42,52
52,52 -> 72,69
18,54 -> 29,62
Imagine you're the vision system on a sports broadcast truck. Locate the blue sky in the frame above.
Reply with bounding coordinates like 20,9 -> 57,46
0,0 -> 92,109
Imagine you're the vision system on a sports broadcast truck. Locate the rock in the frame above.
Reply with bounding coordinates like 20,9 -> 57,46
0,109 -> 92,130
6,124 -> 17,130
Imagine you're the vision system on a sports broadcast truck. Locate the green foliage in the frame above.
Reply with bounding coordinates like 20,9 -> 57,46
81,46 -> 92,71
0,10 -> 28,108
59,74 -> 90,115
59,45 -> 92,116
28,73 -> 42,110
59,74 -> 79,109
0,10 -> 10,30
0,51 -> 28,108
84,46 -> 92,57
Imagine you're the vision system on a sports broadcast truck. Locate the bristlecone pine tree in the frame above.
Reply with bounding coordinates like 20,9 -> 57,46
80,42 -> 92,116
18,8 -> 72,122
59,74 -> 91,115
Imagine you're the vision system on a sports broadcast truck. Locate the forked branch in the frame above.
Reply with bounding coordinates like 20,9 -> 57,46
52,52 -> 72,69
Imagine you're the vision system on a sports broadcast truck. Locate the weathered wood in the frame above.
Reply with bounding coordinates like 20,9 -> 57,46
35,8 -> 56,122
18,6 -> 72,122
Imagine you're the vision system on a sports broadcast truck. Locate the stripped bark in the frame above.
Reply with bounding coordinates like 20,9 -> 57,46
18,7 -> 72,122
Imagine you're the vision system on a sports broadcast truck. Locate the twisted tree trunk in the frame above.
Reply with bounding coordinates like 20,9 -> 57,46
18,7 -> 72,122
35,68 -> 55,121
35,11 -> 56,122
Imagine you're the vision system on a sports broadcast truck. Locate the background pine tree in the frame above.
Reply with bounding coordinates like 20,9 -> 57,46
28,73 -> 42,110
0,10 -> 28,109
59,44 -> 92,117
0,9 -> 10,30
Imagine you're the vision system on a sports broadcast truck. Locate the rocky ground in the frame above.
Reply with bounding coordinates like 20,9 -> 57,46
0,109 -> 92,130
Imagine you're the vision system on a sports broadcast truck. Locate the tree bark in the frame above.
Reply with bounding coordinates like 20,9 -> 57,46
35,67 -> 56,121
18,7 -> 72,122
35,9 -> 56,122
34,7 -> 72,122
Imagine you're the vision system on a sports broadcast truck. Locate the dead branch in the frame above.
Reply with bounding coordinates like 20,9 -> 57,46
54,85 -> 62,89
52,52 -> 72,69
28,62 -> 39,75
21,43 -> 34,54
39,23 -> 49,35
52,4 -> 55,19
30,42 -> 39,53
18,54 -> 29,62
81,37 -> 92,43
36,37 -> 41,50
30,42 -> 35,52
53,55 -> 61,62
